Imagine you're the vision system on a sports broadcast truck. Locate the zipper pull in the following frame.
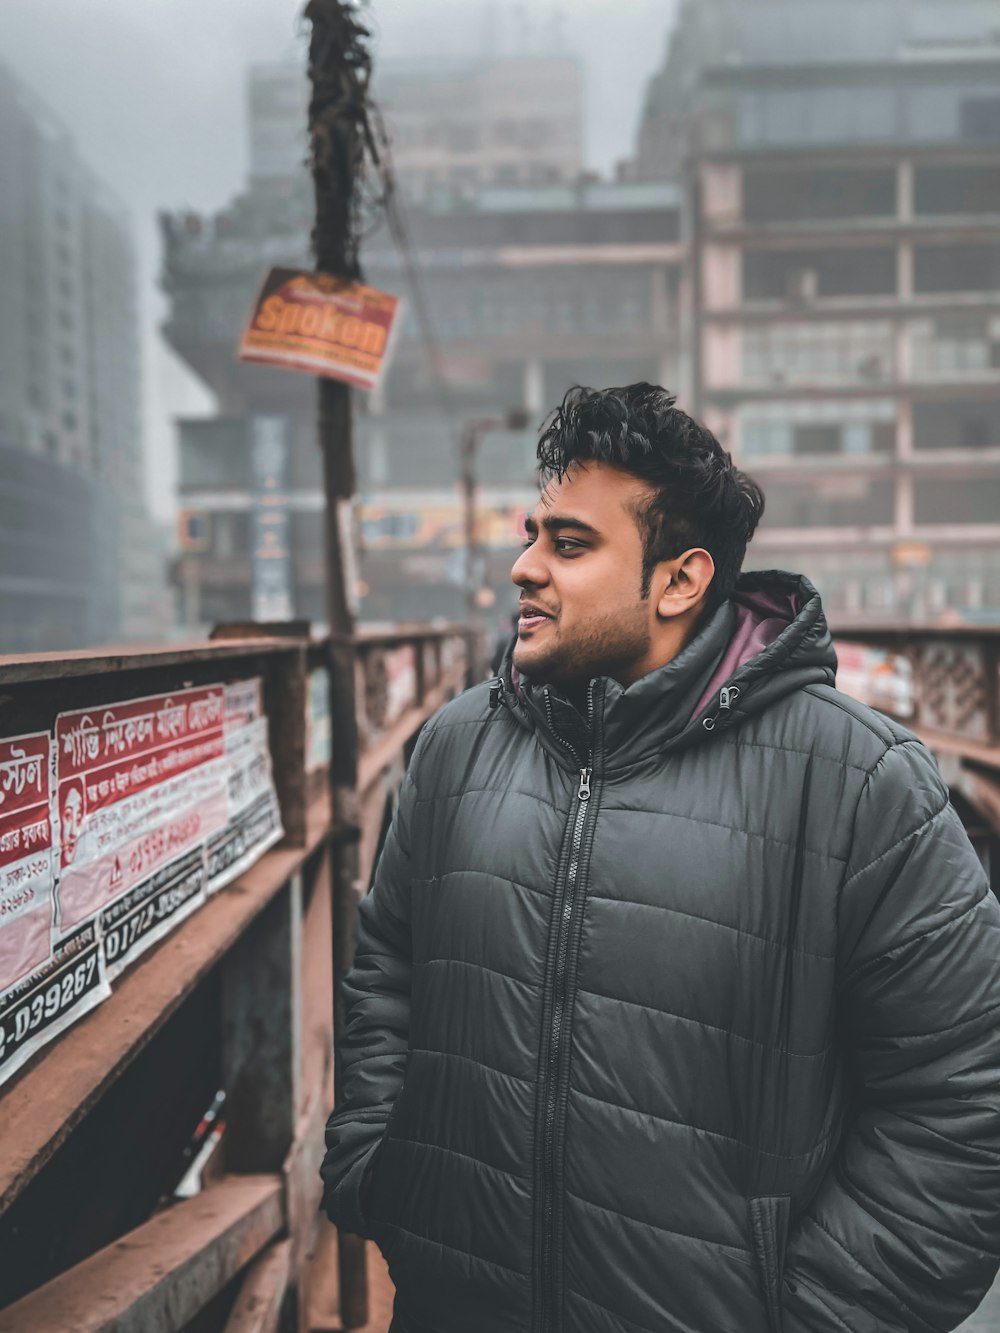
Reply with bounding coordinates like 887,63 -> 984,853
489,678 -> 504,709
578,767 -> 592,801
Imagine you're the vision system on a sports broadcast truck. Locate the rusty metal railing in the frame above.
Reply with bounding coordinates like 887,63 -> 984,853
832,623 -> 1000,890
0,624 -> 466,1332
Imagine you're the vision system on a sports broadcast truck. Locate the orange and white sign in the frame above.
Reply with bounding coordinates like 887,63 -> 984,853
238,267 -> 401,391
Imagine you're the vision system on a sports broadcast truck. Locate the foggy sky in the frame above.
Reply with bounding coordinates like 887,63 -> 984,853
0,0 -> 678,519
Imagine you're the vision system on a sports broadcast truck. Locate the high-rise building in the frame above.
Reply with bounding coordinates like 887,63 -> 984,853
165,55 -> 683,632
0,62 -> 165,650
378,55 -> 583,204
637,0 -> 1000,620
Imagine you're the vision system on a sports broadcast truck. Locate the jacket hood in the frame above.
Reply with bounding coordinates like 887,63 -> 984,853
495,570 -> 837,772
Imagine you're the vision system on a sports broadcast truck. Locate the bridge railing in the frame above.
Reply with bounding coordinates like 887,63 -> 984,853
0,624 -> 466,1333
832,623 -> 1000,886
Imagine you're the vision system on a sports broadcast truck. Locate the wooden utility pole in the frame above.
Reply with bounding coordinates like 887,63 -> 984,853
305,2 -> 373,1325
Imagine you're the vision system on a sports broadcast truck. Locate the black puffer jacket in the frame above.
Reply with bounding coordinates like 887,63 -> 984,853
322,572 -> 1000,1333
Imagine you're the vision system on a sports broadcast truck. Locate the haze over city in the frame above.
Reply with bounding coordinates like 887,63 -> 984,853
2,0 -> 677,520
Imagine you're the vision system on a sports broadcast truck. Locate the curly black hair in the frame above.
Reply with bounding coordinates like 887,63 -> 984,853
536,383 -> 764,608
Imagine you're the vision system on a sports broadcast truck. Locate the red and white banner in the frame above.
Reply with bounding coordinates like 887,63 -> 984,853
0,677 -> 284,1088
206,681 -> 283,892
0,732 -> 110,1086
0,733 -> 55,997
55,687 -> 229,934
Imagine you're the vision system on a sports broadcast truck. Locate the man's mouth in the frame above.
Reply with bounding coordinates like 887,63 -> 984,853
518,605 -> 554,631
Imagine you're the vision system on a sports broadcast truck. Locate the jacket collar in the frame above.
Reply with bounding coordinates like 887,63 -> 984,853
499,571 -> 836,773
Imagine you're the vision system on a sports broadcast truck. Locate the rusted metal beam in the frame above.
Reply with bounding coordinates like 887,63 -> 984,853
357,775 -> 392,897
300,851 -> 335,1129
0,1174 -> 284,1333
0,639 -> 303,687
0,797 -> 331,1219
283,1059 -> 333,1309
266,648 -> 310,848
223,1238 -> 293,1333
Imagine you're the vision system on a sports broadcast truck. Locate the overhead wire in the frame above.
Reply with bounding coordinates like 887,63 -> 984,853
366,104 -> 459,423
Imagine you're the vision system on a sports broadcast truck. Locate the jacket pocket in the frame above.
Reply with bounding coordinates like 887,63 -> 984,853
365,1085 -> 409,1247
748,1194 -> 791,1333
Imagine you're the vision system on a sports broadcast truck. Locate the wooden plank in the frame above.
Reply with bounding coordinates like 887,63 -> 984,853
0,1175 -> 284,1333
0,639 -> 302,686
0,798 -> 331,1218
223,1238 -> 292,1333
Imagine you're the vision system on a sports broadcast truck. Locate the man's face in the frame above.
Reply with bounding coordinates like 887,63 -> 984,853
510,461 -> 659,689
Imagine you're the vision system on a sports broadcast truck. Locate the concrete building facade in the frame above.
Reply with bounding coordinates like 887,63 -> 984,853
638,0 -> 1000,620
0,62 -> 164,650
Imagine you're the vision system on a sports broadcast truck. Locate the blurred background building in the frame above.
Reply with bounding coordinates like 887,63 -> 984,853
164,53 -> 686,630
0,61 -> 166,652
637,0 -> 1000,621
165,0 -> 1000,637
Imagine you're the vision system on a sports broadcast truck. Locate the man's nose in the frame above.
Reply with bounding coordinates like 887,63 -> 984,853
511,543 -> 548,588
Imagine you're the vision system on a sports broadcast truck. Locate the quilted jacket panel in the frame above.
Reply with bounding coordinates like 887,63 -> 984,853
322,572 -> 1000,1333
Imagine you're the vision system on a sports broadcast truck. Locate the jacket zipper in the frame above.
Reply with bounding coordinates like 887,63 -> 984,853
702,683 -> 741,732
536,682 -> 598,1333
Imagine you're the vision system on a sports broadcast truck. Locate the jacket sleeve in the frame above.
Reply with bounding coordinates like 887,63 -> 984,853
784,738 -> 1000,1333
319,728 -> 427,1236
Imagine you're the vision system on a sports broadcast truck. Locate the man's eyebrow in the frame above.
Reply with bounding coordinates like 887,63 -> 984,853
524,513 -> 600,537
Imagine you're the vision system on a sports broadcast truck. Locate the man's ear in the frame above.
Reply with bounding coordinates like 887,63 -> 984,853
655,548 -> 715,620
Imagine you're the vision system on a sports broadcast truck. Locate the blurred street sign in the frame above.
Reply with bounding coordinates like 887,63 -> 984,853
238,266 -> 400,392
891,541 -> 933,568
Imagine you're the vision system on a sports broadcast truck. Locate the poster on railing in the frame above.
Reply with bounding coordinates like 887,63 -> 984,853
205,680 -> 283,893
0,734 -> 55,994
0,919 -> 108,1087
53,687 -> 229,977
0,731 -> 110,1086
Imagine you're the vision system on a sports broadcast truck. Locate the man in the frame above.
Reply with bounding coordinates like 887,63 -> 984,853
322,384 -> 1000,1332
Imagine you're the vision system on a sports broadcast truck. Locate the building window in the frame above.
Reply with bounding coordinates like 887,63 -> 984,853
742,400 -> 895,458
760,476 -> 894,528
914,243 -> 1000,294
913,398 -> 1000,451
743,321 -> 894,385
743,167 -> 896,225
960,98 -> 1000,141
910,315 -> 1000,376
914,165 -> 1000,217
743,247 -> 896,300
914,477 -> 1000,524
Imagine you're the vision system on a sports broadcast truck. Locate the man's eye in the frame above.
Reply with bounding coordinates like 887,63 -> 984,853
554,539 -> 583,554
521,538 -> 535,550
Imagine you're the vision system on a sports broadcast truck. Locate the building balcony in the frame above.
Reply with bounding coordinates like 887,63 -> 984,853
702,212 -> 1000,243
705,370 -> 1000,400
743,447 -> 1000,474
753,523 -> 1000,549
